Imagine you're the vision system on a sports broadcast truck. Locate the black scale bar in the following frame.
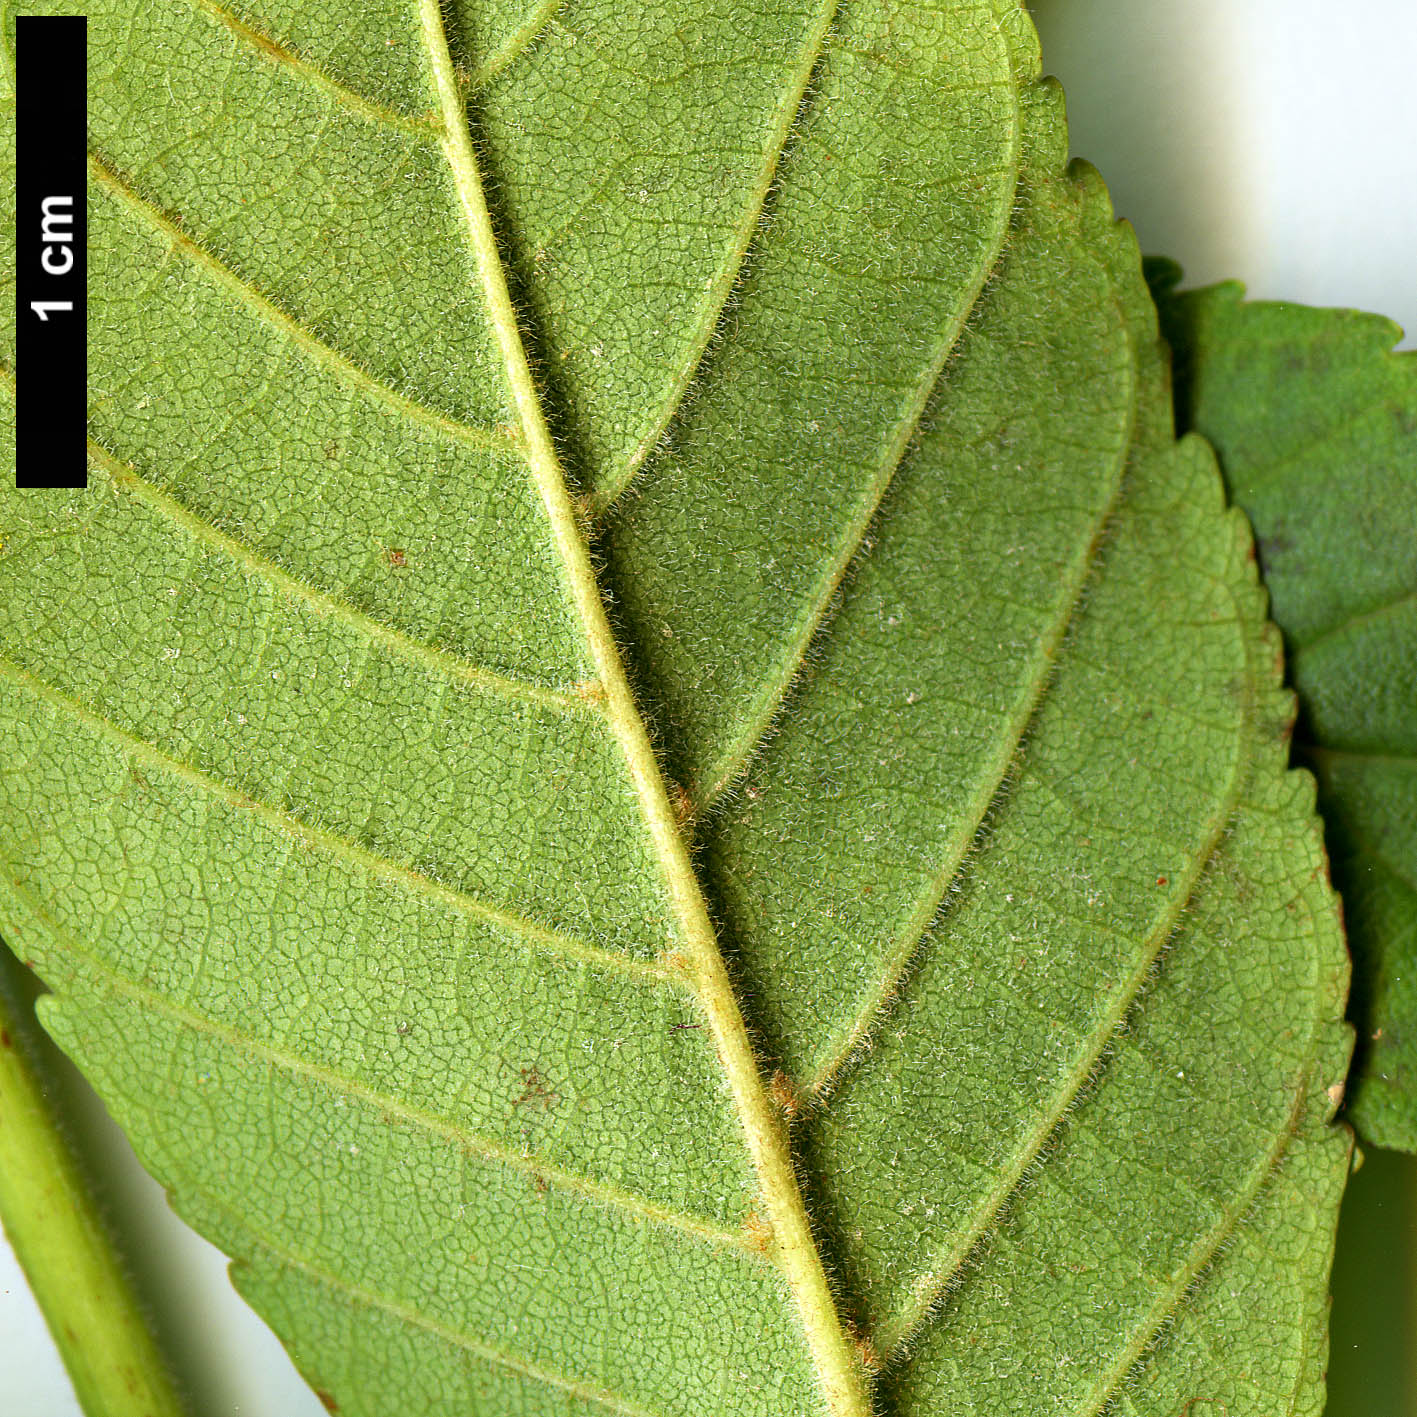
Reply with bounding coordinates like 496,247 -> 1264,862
15,14 -> 87,489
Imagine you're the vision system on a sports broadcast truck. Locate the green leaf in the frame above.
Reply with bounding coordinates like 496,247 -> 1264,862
1151,268 -> 1417,1154
1,3 -> 1350,1414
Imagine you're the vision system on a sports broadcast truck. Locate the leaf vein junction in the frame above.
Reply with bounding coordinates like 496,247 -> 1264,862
6,881 -> 748,1257
468,0 -> 569,92
179,0 -> 441,137
0,658 -> 671,986
88,153 -> 518,457
83,435 -> 588,715
416,5 -> 872,1410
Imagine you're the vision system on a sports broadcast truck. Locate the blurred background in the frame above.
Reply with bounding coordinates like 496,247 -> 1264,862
4,0 -> 1416,1412
1032,0 -> 1417,347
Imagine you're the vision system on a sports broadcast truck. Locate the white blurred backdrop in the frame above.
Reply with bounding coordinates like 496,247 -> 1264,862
4,2 -> 1416,1414
1031,0 -> 1417,342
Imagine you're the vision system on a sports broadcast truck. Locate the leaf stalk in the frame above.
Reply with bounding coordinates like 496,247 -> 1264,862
0,944 -> 190,1417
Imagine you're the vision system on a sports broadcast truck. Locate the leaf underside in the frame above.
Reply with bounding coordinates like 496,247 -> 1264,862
0,3 -> 1350,1415
1152,270 -> 1417,1155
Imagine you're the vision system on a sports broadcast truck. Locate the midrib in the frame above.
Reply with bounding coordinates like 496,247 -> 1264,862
414,5 -> 872,1415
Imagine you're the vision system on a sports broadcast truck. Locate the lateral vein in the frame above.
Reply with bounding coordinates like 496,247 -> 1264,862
877,803 -> 1237,1361
875,576 -> 1260,1360
85,436 -> 587,716
688,110 -> 1025,814
214,1206 -> 666,1416
5,882 -> 743,1259
88,153 -> 517,457
1073,1056 -> 1319,1417
589,0 -> 845,512
179,0 -> 440,136
416,6 -> 873,1412
800,395 -> 1133,1103
0,658 -> 672,988
468,0 -> 568,91
1292,584 -> 1417,657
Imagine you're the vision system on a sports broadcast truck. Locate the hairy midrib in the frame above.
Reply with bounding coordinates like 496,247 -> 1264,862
413,6 -> 873,1415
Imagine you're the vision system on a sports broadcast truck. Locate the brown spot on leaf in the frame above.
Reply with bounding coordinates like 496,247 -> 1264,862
514,1065 -> 558,1110
0,1029 -> 10,1049
769,1070 -> 799,1117
316,1390 -> 339,1413
742,1212 -> 774,1256
1256,529 -> 1295,563
669,781 -> 695,828
385,547 -> 407,568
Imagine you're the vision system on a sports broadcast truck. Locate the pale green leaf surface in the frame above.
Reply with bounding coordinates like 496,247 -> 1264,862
0,3 -> 1350,1415
1151,272 -> 1417,1153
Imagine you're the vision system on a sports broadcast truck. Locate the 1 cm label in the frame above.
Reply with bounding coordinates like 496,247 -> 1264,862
31,193 -> 77,321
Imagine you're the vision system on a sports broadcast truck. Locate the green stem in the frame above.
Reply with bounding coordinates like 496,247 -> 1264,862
0,942 -> 189,1417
